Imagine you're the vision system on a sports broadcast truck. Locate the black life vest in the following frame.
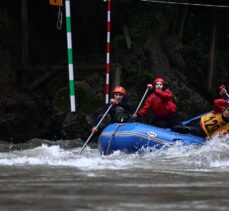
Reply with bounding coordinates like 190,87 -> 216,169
113,106 -> 130,123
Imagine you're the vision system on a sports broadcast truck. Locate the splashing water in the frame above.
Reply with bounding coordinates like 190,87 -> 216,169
0,134 -> 228,172
0,135 -> 229,211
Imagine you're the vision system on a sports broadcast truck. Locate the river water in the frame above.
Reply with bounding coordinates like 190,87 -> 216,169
0,135 -> 229,211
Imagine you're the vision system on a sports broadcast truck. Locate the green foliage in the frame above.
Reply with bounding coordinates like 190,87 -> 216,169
111,3 -> 177,92
111,1 -> 229,110
111,35 -> 126,49
122,58 -> 148,85
53,87 -> 70,113
128,4 -> 175,46
52,85 -> 90,112
82,99 -> 103,114
111,3 -> 176,49
75,86 -> 104,113
75,86 -> 87,107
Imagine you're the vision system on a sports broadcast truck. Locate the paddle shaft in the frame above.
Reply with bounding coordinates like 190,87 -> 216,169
79,104 -> 113,154
133,87 -> 150,115
225,90 -> 229,98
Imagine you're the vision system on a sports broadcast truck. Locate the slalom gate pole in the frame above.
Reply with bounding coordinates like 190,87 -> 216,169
105,0 -> 111,104
65,0 -> 76,112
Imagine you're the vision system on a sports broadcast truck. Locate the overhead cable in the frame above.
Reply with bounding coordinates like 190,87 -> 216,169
140,0 -> 229,8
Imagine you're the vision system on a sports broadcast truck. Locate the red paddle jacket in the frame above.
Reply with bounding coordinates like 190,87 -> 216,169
137,89 -> 177,118
213,99 -> 228,113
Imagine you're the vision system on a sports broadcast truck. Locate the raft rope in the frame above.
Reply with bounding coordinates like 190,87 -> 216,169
65,0 -> 76,112
105,0 -> 111,104
106,124 -> 123,155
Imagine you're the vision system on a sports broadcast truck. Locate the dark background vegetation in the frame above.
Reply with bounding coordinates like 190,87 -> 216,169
0,0 -> 228,142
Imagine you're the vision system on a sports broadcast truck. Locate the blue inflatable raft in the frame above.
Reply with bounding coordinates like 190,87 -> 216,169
98,113 -> 210,155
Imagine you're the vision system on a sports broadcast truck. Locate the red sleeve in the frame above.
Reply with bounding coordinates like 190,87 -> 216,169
154,89 -> 173,100
213,99 -> 228,113
137,94 -> 153,117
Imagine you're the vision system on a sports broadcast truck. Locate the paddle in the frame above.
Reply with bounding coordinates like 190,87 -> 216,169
133,86 -> 151,116
79,104 -> 113,154
225,90 -> 229,99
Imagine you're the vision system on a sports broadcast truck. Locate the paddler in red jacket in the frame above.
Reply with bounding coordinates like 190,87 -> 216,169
133,77 -> 180,128
172,99 -> 229,138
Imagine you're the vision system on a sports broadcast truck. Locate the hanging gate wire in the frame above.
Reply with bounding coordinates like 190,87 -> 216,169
56,6 -> 63,30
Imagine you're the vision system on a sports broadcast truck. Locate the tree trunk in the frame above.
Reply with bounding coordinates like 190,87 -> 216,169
177,6 -> 188,40
122,24 -> 132,49
144,17 -> 172,76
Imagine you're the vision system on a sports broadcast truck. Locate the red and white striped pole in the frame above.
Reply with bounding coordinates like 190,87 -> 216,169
105,0 -> 111,104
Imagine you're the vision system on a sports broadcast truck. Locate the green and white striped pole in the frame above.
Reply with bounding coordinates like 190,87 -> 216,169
65,0 -> 76,112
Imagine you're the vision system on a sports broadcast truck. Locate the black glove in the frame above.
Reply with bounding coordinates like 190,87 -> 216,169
130,114 -> 140,122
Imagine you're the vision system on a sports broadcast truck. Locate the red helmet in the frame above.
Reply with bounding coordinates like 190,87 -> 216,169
113,86 -> 126,96
153,77 -> 166,84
